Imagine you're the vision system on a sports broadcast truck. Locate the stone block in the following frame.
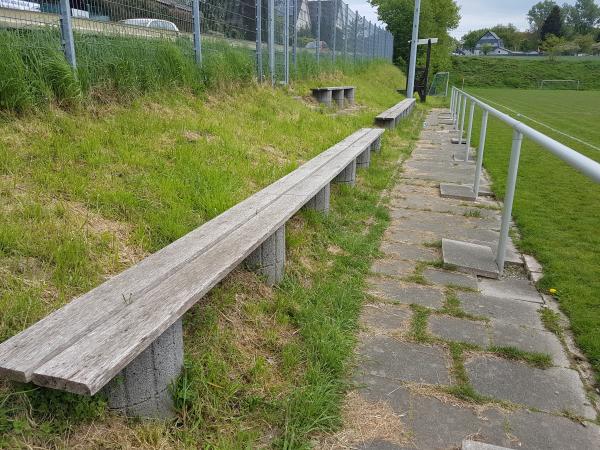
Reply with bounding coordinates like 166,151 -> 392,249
442,239 -> 499,279
244,225 -> 285,285
429,315 -> 490,347
357,147 -> 371,169
303,184 -> 330,215
333,160 -> 357,186
367,279 -> 444,308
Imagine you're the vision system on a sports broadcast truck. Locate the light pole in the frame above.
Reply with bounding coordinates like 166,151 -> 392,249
406,0 -> 421,98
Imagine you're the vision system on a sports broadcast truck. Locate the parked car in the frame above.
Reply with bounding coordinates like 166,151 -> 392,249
120,18 -> 179,33
0,0 -> 40,12
305,40 -> 329,51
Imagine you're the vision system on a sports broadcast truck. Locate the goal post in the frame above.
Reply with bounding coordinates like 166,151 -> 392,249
539,80 -> 581,90
429,72 -> 450,97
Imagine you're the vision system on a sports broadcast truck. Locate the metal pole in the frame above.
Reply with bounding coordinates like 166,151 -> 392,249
496,131 -> 524,274
316,0 -> 321,65
332,0 -> 338,64
459,95 -> 467,141
450,88 -> 455,115
256,0 -> 262,80
59,0 -> 76,69
473,111 -> 489,197
284,0 -> 289,84
268,0 -> 275,86
362,16 -> 366,61
344,3 -> 349,59
192,0 -> 202,66
353,11 -> 358,63
406,0 -> 421,99
465,101 -> 475,161
293,0 -> 298,72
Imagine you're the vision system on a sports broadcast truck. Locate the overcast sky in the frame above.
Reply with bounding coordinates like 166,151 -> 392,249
345,0 -> 579,38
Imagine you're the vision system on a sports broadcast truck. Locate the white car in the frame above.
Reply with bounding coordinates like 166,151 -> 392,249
0,0 -> 41,11
120,18 -> 179,33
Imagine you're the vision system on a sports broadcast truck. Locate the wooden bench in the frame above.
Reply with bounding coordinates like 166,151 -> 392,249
312,86 -> 356,108
0,127 -> 384,419
375,98 -> 417,129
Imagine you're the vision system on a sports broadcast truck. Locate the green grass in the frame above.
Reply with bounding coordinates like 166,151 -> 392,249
452,56 -> 600,89
463,88 -> 600,384
488,346 -> 553,369
0,62 -> 427,447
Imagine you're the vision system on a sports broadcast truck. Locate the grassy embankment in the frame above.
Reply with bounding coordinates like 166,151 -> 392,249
465,88 -> 600,384
451,56 -> 600,89
0,46 -> 426,447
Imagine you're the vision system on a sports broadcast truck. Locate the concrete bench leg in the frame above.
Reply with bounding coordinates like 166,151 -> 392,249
356,147 -> 371,169
370,137 -> 382,153
303,184 -> 330,214
333,160 -> 357,186
103,319 -> 183,419
332,90 -> 344,108
314,90 -> 332,107
245,225 -> 286,286
344,88 -> 355,106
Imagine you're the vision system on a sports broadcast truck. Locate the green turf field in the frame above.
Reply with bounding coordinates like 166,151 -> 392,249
464,88 -> 600,383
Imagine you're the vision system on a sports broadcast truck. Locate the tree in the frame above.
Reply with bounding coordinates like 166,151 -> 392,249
565,0 -> 600,35
528,1 -> 558,33
541,5 -> 564,40
575,33 -> 596,53
481,43 -> 494,55
369,0 -> 460,73
541,34 -> 566,58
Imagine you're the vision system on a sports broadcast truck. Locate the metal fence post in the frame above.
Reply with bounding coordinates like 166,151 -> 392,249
496,130 -> 524,274
362,16 -> 366,61
459,96 -> 467,140
293,0 -> 298,72
343,3 -> 349,59
465,101 -> 475,161
473,110 -> 489,197
353,11 -> 358,63
192,0 -> 202,66
59,0 -> 76,69
284,0 -> 290,84
316,0 -> 321,65
268,0 -> 275,86
332,0 -> 338,64
256,0 -> 262,80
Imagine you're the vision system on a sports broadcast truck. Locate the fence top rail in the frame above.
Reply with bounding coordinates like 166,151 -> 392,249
452,87 -> 600,184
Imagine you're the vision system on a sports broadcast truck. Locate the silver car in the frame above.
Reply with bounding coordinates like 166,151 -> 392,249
120,18 -> 179,33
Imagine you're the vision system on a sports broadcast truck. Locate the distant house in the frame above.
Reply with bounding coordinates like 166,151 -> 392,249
473,31 -> 511,56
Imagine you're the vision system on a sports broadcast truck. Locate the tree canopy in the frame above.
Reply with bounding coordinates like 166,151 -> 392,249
541,5 -> 564,40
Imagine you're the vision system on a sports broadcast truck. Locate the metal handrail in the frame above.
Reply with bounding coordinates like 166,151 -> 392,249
449,86 -> 600,275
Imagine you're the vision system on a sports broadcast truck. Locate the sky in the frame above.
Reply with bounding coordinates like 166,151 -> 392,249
345,0 -> 579,38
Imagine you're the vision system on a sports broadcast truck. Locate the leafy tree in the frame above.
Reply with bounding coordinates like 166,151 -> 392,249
482,43 -> 494,55
369,0 -> 460,73
541,33 -> 566,58
541,5 -> 564,40
565,0 -> 600,35
528,0 -> 558,33
574,33 -> 596,53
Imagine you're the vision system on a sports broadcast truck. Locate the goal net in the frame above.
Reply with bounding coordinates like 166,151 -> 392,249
539,80 -> 581,90
429,72 -> 450,97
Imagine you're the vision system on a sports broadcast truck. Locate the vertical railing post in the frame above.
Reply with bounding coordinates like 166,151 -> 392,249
459,95 -> 467,141
59,0 -> 76,69
407,0 -> 421,100
192,0 -> 202,66
316,0 -> 321,65
332,0 -> 338,64
496,130 -> 523,275
343,3 -> 349,60
284,0 -> 290,84
256,0 -> 262,80
268,0 -> 275,86
293,0 -> 298,72
465,100 -> 475,161
473,110 -> 489,197
450,88 -> 455,115
362,16 -> 366,61
353,11 -> 358,63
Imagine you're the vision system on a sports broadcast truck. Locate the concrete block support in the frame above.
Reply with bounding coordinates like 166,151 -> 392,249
371,136 -> 382,153
333,160 -> 357,186
313,90 -> 332,107
356,147 -> 371,169
344,88 -> 355,106
245,225 -> 286,285
303,184 -> 330,214
332,89 -> 345,108
104,319 -> 183,419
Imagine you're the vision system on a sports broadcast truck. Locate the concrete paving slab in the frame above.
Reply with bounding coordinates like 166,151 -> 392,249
442,239 -> 500,279
479,278 -> 543,304
458,292 -> 544,329
451,137 -> 467,144
386,228 -> 440,246
440,183 -> 477,200
466,357 -> 596,419
367,279 -> 444,308
371,259 -> 416,278
358,337 -> 451,385
379,242 -> 441,262
423,268 -> 479,290
361,304 -> 412,334
429,315 -> 490,347
469,239 -> 523,266
463,441 -> 512,450
489,321 -> 569,367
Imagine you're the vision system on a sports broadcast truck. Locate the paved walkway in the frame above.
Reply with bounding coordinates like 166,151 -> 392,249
345,110 -> 599,449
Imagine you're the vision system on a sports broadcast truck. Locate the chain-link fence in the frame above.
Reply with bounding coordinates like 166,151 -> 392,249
0,0 -> 393,85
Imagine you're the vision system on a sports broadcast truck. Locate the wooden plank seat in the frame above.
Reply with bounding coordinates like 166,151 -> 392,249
375,98 -> 417,130
311,86 -> 356,108
0,127 -> 384,419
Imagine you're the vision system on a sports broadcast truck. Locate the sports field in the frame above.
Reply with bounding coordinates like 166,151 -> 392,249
465,88 -> 600,382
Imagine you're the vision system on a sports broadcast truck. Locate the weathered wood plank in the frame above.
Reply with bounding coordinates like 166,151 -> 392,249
0,129 -> 372,383
376,99 -> 416,120
29,129 -> 386,395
